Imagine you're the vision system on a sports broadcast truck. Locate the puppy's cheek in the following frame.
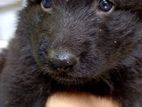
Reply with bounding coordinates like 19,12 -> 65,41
45,93 -> 121,107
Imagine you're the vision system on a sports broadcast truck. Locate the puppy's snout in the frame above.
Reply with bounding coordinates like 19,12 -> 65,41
48,50 -> 77,71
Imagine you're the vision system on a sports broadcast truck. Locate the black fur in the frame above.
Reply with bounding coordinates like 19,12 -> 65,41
0,49 -> 7,72
0,0 -> 142,107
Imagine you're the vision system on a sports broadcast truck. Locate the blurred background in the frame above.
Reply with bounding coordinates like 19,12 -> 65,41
0,0 -> 25,51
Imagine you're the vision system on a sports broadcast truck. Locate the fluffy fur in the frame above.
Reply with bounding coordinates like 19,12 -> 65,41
0,0 -> 142,107
0,49 -> 7,72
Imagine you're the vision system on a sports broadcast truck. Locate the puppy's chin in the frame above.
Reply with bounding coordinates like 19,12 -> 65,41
50,74 -> 91,86
41,66 -> 93,85
46,92 -> 121,107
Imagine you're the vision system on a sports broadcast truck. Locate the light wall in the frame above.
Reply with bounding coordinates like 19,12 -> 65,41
0,0 -> 25,50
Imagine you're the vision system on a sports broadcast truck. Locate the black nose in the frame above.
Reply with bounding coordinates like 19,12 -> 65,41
48,50 -> 77,70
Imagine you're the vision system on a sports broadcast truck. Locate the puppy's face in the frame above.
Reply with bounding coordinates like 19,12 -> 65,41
19,0 -> 142,84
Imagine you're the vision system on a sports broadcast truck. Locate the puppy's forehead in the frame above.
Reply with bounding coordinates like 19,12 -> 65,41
115,0 -> 141,4
28,0 -> 141,5
28,0 -> 142,10
28,0 -> 90,3
114,0 -> 142,8
28,0 -> 94,7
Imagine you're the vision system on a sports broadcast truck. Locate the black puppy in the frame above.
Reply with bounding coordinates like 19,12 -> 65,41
0,0 -> 142,107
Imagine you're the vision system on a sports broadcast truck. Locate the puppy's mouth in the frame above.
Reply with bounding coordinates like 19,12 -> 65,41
40,65 -> 89,85
51,74 -> 91,85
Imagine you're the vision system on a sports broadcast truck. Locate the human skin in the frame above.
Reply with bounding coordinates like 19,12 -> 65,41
46,92 -> 121,107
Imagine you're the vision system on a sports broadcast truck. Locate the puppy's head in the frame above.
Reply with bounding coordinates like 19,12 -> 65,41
18,0 -> 142,85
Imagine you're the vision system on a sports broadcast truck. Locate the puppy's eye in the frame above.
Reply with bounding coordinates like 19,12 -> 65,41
98,0 -> 113,12
41,0 -> 52,11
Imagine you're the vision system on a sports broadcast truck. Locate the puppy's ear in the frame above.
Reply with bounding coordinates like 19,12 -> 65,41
26,0 -> 41,6
0,49 -> 7,72
28,0 -> 41,4
115,1 -> 142,19
115,1 -> 142,10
